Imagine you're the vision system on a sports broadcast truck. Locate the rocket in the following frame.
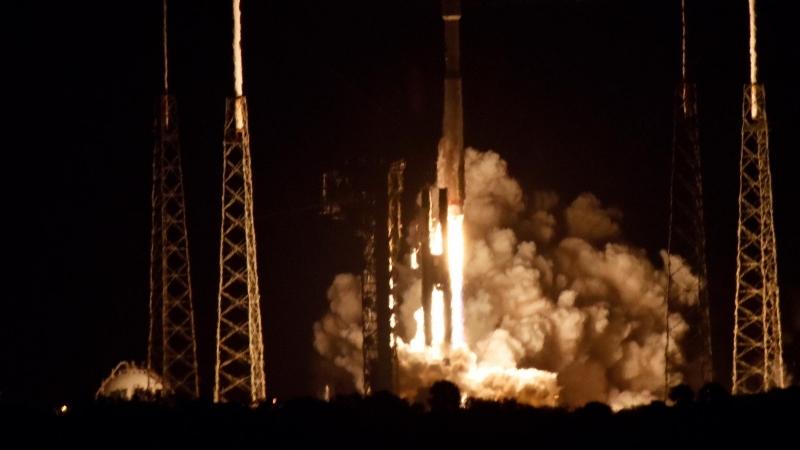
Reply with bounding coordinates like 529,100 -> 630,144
438,0 -> 465,212
419,0 -> 465,351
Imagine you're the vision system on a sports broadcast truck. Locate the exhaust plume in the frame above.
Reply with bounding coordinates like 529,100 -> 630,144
315,149 -> 698,410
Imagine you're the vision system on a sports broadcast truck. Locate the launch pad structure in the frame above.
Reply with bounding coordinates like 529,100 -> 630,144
214,0 -> 267,405
732,83 -> 784,394
321,159 -> 406,395
147,0 -> 200,399
732,0 -> 785,395
665,0 -> 713,394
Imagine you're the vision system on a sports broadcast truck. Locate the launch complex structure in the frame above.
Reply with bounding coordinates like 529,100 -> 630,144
147,0 -> 200,400
320,0 -> 467,394
321,159 -> 405,394
214,0 -> 267,405
665,0 -> 713,394
731,0 -> 785,395
137,0 -> 786,404
147,0 -> 267,405
325,0 -> 787,399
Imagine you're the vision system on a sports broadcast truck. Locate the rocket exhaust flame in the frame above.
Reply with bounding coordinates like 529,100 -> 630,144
431,288 -> 446,349
448,209 -> 465,348
233,0 -> 244,129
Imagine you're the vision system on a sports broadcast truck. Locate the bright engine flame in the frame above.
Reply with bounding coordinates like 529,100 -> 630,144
448,208 -> 465,348
431,288 -> 446,348
398,203 -> 558,407
430,222 -> 443,256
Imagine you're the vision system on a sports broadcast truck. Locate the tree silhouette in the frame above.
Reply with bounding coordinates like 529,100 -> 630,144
428,380 -> 461,412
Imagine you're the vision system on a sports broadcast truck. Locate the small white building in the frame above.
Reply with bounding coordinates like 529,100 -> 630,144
96,361 -> 164,400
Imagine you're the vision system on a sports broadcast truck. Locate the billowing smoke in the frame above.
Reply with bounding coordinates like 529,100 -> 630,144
313,149 -> 697,410
313,274 -> 364,393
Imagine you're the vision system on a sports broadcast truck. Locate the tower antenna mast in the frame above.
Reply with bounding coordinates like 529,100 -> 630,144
148,0 -> 200,399
732,0 -> 784,394
214,0 -> 267,404
665,0 -> 713,396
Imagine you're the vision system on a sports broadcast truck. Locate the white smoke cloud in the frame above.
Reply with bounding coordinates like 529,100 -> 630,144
565,193 -> 622,243
314,148 -> 699,409
517,190 -> 559,245
313,274 -> 364,392
463,149 -> 524,234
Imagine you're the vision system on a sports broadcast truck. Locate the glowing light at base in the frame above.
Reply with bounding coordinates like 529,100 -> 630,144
448,209 -> 465,348
409,308 -> 426,352
395,340 -> 560,408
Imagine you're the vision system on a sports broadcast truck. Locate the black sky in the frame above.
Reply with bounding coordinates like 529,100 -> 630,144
3,0 -> 798,407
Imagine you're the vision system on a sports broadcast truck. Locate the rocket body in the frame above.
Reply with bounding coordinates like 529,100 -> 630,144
438,0 -> 464,210
419,0 -> 465,352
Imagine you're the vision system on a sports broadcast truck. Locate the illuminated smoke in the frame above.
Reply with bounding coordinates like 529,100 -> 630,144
313,274 -> 364,392
233,0 -> 244,128
314,149 -> 697,410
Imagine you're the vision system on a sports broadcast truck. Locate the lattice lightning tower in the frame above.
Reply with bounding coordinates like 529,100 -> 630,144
214,0 -> 266,404
148,0 -> 199,399
665,0 -> 713,394
732,0 -> 784,395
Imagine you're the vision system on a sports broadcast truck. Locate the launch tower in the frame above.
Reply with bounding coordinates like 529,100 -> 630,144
732,0 -> 784,395
321,159 -> 405,395
214,0 -> 267,404
147,0 -> 200,399
665,0 -> 713,394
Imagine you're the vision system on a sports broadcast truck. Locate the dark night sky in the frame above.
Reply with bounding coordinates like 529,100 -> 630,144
3,0 -> 798,407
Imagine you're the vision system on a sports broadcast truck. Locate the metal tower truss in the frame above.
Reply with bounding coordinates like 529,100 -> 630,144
387,161 -> 405,386
148,94 -> 200,399
361,225 -> 380,396
666,83 -> 713,392
732,84 -> 784,394
320,159 -> 403,395
215,97 -> 267,404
